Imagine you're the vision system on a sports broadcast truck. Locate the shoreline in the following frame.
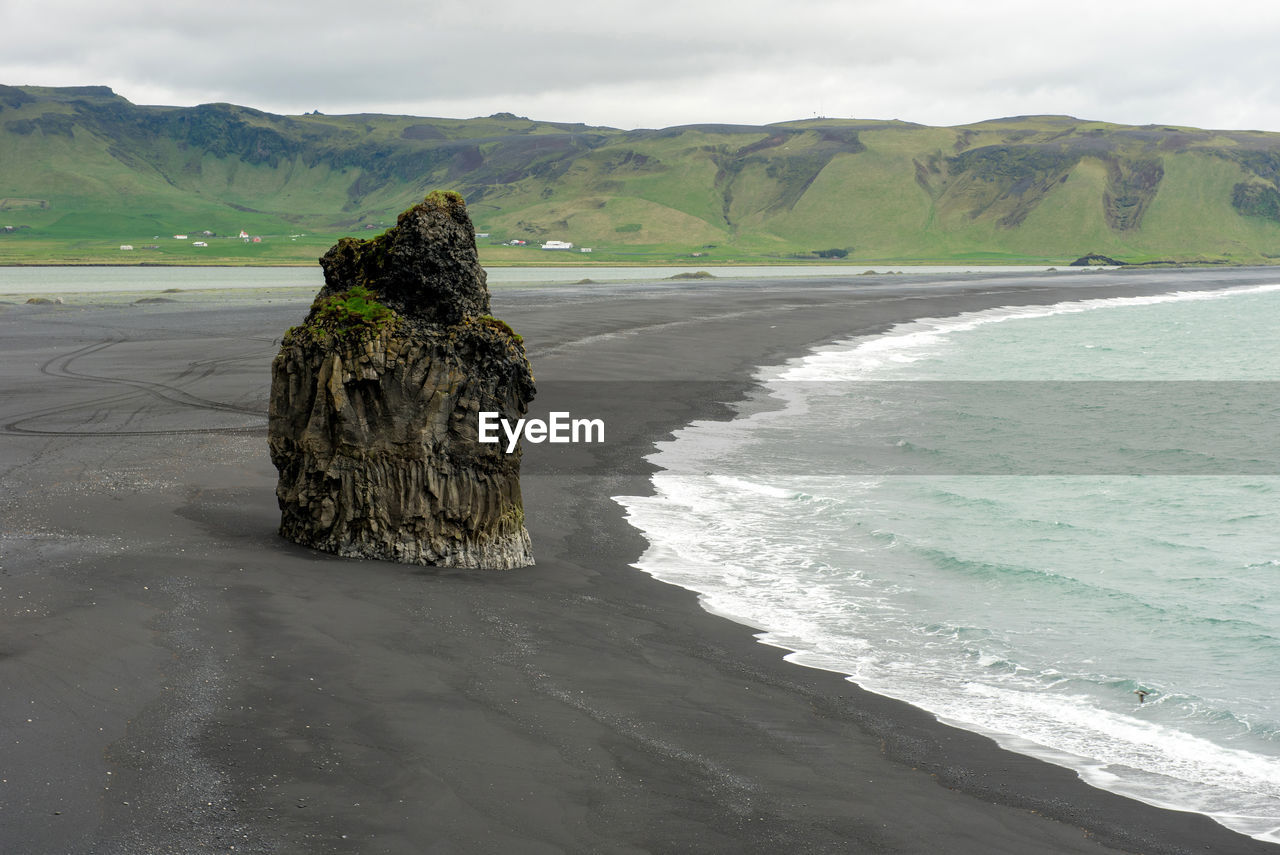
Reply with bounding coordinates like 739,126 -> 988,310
616,276 -> 1280,842
0,258 -> 1269,270
512,267 -> 1280,853
1,268 -> 1277,852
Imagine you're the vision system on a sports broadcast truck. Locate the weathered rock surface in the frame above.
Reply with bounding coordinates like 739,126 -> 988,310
318,192 -> 491,327
269,192 -> 535,568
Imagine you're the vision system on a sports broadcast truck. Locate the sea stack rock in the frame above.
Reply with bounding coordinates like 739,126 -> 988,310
268,191 -> 535,568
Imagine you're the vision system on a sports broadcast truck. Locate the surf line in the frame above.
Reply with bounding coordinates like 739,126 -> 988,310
478,411 -> 604,453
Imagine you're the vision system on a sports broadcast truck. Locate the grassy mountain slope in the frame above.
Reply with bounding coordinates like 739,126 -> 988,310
4,85 -> 1280,265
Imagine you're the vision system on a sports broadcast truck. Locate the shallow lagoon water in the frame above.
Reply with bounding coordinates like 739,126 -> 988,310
0,263 -> 1083,298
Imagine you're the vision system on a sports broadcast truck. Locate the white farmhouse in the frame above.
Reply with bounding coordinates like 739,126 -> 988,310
541,240 -> 574,250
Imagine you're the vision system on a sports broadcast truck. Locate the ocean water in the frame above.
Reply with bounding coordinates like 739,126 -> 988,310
616,283 -> 1280,842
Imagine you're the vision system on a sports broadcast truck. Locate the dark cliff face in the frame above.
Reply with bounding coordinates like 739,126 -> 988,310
269,192 -> 535,569
317,191 -> 490,327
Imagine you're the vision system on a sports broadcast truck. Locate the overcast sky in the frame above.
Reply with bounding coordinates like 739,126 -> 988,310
3,0 -> 1279,131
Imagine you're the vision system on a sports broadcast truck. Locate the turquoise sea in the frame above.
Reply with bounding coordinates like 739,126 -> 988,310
617,284 -> 1280,842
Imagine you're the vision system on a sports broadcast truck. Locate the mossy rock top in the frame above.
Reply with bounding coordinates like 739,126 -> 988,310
317,192 -> 489,327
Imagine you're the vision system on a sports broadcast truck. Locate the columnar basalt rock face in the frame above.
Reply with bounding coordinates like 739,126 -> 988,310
269,192 -> 535,568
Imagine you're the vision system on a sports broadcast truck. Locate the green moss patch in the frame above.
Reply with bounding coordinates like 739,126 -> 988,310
292,285 -> 397,343
476,313 -> 523,345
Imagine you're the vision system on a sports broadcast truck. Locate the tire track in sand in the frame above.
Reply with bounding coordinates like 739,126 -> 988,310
2,338 -> 271,437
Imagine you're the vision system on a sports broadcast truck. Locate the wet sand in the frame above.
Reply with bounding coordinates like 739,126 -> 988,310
1,268 -> 1277,853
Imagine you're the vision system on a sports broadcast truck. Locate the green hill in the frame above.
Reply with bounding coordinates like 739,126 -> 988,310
4,85 -> 1280,265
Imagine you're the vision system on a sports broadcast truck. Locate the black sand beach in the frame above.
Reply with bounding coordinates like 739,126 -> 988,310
2,268 -> 1277,854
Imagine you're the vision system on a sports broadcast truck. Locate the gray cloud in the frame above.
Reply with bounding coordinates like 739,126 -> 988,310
4,0 -> 1280,129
